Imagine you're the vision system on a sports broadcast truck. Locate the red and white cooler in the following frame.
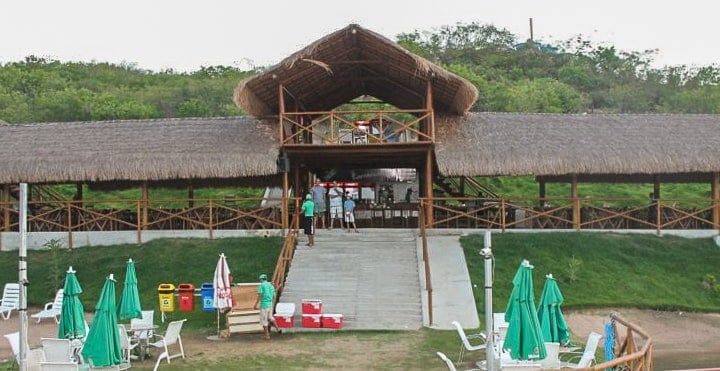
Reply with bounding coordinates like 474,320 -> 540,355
274,302 -> 296,328
301,299 -> 323,314
302,313 -> 322,328
321,314 -> 344,329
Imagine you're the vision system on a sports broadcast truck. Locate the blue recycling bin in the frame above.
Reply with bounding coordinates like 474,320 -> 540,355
201,283 -> 215,312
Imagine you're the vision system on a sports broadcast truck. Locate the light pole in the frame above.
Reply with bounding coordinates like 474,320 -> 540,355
481,231 -> 495,371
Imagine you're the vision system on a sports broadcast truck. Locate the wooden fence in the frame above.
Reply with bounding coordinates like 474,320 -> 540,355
1,196 -> 717,234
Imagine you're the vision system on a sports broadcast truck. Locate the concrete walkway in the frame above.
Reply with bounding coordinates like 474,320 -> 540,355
419,233 -> 480,330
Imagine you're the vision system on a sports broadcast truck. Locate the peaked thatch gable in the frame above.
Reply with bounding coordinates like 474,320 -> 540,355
435,112 -> 720,177
0,117 -> 279,184
234,24 -> 479,118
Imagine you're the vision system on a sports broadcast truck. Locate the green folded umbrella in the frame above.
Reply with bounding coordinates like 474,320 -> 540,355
58,267 -> 86,340
503,260 -> 547,360
81,274 -> 122,367
118,258 -> 143,321
538,273 -> 570,344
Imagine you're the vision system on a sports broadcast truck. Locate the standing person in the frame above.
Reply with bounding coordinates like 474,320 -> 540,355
301,194 -> 315,247
310,179 -> 327,229
328,181 -> 344,230
405,188 -> 415,203
343,194 -> 359,233
253,273 -> 281,340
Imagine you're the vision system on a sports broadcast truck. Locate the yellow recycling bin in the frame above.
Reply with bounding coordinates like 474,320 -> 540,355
158,283 -> 176,312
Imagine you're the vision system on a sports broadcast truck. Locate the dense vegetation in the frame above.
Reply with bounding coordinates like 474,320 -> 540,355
2,22 -> 720,124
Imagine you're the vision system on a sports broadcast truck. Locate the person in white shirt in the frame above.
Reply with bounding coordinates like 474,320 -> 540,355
328,181 -> 345,230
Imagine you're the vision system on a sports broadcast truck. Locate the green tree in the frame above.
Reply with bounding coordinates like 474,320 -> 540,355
503,78 -> 588,113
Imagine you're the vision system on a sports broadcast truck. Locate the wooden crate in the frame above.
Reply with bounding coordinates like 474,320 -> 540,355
225,283 -> 263,335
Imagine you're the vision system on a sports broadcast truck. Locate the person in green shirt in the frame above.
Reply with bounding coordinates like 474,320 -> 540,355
253,273 -> 281,339
301,194 -> 315,247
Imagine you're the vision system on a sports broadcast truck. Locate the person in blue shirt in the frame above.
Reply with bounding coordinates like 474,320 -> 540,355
310,179 -> 327,229
343,193 -> 359,233
253,273 -> 281,339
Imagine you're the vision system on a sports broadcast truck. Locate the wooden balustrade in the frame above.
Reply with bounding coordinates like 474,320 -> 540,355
280,109 -> 433,145
0,196 -> 717,234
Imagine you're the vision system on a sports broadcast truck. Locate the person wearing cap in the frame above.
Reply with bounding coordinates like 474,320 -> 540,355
300,193 -> 315,247
310,179 -> 327,229
253,273 -> 281,339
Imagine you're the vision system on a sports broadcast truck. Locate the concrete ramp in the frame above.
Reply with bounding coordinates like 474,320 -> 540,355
279,228 -> 479,331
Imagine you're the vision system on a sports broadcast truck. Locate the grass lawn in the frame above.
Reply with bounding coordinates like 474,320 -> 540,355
1,232 -> 719,369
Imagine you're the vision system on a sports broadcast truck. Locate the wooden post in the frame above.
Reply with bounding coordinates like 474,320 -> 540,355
278,83 -> 285,143
425,78 -> 434,140
713,173 -> 719,229
188,181 -> 194,208
539,179 -> 546,208
2,185 -> 9,232
67,200 -> 73,249
208,199 -> 214,239
424,150 -> 434,227
282,170 -> 289,231
142,181 -> 149,229
571,175 -> 580,230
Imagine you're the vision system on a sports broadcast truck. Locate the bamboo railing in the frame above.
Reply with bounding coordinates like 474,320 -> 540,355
577,311 -> 653,371
280,109 -> 433,145
271,211 -> 300,298
0,196 -> 717,239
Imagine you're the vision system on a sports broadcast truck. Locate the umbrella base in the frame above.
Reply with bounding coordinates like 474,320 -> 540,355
206,334 -> 227,341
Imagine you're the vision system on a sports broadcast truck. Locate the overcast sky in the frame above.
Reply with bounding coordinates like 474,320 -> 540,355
3,0 -> 717,72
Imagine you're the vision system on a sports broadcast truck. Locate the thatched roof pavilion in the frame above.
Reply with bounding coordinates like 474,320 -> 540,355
234,24 -> 478,117
0,24 -> 719,191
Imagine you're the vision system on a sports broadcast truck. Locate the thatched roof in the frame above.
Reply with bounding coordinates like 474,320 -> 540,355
0,117 -> 280,184
234,24 -> 479,118
435,112 -> 720,177
4,112 -> 720,186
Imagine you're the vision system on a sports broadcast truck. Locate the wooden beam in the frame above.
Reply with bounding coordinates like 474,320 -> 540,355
2,185 -> 9,232
282,170 -> 289,231
278,83 -> 285,143
571,175 -> 580,230
424,149 -> 434,227
713,173 -> 719,229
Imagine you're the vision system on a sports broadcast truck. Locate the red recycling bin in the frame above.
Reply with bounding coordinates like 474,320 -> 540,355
178,283 -> 195,312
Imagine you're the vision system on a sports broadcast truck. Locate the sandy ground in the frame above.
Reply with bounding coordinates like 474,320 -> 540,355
1,308 -> 719,369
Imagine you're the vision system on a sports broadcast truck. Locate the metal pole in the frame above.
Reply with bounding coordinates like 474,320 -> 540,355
19,183 -> 28,371
481,231 -> 495,371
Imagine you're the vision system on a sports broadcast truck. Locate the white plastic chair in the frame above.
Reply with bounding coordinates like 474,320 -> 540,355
130,310 -> 155,341
436,351 -> 482,371
4,331 -> 46,371
494,312 -> 509,341
117,324 -> 138,367
148,319 -> 186,371
0,283 -> 21,320
540,342 -> 560,369
40,361 -> 80,370
561,331 -> 602,369
451,320 -> 487,366
32,289 -> 64,323
40,338 -> 74,363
